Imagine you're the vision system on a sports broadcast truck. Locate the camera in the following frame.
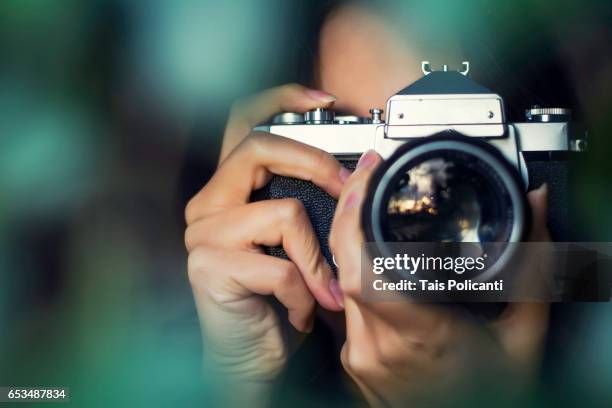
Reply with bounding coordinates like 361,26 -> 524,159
253,62 -> 585,284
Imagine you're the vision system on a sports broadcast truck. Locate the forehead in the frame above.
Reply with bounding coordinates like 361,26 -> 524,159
317,5 -> 456,116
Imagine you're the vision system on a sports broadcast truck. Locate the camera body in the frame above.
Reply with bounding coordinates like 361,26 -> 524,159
253,62 -> 584,269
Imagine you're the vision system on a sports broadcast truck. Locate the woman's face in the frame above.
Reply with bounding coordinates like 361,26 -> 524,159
317,5 -> 460,117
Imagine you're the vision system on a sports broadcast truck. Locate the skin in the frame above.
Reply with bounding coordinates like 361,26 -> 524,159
185,4 -> 551,406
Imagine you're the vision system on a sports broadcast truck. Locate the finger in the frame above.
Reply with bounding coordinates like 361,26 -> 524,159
221,84 -> 337,160
329,150 -> 383,296
188,246 -> 316,333
185,199 -> 343,311
527,183 -> 550,241
490,301 -> 549,375
490,184 -> 550,372
186,132 -> 350,222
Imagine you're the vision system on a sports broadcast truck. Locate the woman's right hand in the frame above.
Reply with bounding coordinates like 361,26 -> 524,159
184,85 -> 346,400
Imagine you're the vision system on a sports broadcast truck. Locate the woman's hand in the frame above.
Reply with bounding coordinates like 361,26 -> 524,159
329,150 -> 551,407
184,84 -> 345,403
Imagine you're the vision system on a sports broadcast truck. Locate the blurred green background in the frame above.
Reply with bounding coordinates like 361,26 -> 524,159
0,0 -> 610,406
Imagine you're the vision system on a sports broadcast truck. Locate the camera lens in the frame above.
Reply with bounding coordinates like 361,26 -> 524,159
363,133 -> 528,281
382,152 -> 513,243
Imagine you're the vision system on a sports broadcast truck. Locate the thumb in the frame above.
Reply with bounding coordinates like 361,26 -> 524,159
488,183 -> 551,377
527,183 -> 550,241
329,150 -> 383,297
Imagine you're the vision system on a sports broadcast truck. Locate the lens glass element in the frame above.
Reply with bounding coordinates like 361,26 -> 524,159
382,150 -> 514,243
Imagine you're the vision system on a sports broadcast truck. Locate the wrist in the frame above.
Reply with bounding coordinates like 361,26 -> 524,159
203,351 -> 279,408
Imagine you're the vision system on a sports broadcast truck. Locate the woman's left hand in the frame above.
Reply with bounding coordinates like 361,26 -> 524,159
329,150 -> 551,407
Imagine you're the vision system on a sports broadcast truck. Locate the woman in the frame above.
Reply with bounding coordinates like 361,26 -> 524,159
181,2 -> 577,406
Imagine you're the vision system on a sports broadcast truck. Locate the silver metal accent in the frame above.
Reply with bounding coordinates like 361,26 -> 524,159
272,112 -> 304,125
254,123 -> 377,155
385,93 -> 505,135
305,108 -> 334,124
526,107 -> 571,122
571,139 -> 588,152
527,107 -> 571,116
255,120 -> 569,179
421,61 -> 470,76
385,124 -> 506,139
514,122 -> 569,152
370,108 -> 383,124
335,115 -> 367,124
332,254 -> 338,268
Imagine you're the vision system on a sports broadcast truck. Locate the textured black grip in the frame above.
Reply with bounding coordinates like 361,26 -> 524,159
526,160 -> 570,240
251,160 -> 357,270
251,157 -> 574,320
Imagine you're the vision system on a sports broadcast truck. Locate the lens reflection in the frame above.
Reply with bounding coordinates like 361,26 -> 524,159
383,151 -> 514,243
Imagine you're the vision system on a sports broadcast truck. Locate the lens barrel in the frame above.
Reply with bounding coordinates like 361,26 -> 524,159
362,132 -> 530,283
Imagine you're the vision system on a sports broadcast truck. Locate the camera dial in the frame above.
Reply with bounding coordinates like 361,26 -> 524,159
526,106 -> 571,123
305,108 -> 334,124
272,112 -> 304,125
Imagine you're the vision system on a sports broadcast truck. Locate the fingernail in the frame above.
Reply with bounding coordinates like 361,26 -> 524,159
539,183 -> 548,195
357,150 -> 377,170
305,89 -> 337,103
339,166 -> 352,183
344,190 -> 360,210
329,278 -> 344,308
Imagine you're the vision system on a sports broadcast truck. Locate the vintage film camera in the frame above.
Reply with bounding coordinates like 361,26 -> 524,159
254,62 -> 585,284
